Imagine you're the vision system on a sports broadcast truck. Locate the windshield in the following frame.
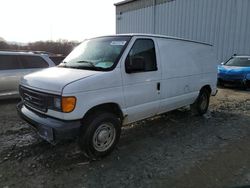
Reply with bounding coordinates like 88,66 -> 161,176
59,36 -> 131,71
225,57 -> 250,67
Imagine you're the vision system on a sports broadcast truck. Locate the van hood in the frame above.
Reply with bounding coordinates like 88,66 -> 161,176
20,67 -> 101,94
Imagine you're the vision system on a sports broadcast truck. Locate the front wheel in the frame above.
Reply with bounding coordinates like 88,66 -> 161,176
190,89 -> 210,116
78,112 -> 121,160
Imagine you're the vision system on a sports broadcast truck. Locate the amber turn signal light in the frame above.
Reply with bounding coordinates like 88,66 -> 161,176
61,96 -> 76,113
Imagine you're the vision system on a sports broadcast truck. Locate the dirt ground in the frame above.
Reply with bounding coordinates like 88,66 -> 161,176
0,88 -> 249,188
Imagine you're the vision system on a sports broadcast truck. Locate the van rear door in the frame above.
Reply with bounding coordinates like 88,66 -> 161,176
121,37 -> 162,123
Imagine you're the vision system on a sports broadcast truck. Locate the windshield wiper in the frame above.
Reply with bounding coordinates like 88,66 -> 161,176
76,60 -> 96,67
75,60 -> 106,71
58,60 -> 106,71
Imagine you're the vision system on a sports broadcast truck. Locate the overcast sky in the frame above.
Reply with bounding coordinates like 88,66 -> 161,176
0,0 -> 121,43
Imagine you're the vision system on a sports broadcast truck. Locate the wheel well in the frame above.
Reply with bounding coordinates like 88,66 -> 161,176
201,85 -> 212,94
82,103 -> 123,122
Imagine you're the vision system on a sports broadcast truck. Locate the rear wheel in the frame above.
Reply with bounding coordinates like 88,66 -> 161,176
191,89 -> 210,116
78,112 -> 121,160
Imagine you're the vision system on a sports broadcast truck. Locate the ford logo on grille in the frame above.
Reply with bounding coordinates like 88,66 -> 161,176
25,95 -> 33,101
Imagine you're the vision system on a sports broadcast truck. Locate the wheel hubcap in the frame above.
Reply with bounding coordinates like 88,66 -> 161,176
93,123 -> 116,152
97,130 -> 109,143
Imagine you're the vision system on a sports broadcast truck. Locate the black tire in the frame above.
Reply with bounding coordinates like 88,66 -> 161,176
78,112 -> 121,160
190,89 -> 210,116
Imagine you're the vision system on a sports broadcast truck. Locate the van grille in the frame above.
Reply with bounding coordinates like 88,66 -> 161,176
19,86 -> 48,112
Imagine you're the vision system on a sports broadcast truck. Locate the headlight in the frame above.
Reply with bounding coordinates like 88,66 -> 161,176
48,96 -> 76,113
217,68 -> 220,74
61,96 -> 77,113
54,97 -> 61,110
246,73 -> 250,80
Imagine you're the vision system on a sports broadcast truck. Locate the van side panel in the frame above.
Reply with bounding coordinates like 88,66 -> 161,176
186,44 -> 217,95
201,48 -> 218,95
156,38 -> 217,114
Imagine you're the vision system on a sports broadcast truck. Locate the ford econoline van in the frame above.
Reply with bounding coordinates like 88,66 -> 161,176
17,34 -> 217,159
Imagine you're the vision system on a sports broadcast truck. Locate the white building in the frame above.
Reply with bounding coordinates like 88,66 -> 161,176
115,0 -> 250,62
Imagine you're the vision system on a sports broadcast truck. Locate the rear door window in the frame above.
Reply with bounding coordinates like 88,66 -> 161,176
19,55 -> 49,69
0,55 -> 22,70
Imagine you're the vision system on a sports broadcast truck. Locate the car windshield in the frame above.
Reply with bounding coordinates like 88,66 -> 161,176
225,57 -> 250,67
59,36 -> 131,71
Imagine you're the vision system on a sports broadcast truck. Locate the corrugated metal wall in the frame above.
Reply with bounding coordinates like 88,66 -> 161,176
116,0 -> 250,62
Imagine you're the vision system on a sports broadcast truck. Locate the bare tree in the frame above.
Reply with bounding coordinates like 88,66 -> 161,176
0,38 -> 79,56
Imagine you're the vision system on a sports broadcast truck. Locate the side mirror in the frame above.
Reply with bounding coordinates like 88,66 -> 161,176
221,62 -> 225,65
125,56 -> 145,73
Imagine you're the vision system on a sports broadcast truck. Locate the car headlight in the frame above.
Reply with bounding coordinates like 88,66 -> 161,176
246,73 -> 250,80
217,67 -> 222,74
54,97 -> 61,110
49,96 -> 76,113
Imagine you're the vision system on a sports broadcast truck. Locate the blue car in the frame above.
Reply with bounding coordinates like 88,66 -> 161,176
218,56 -> 250,89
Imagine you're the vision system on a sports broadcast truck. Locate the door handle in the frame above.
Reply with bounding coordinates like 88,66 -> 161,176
157,82 -> 160,91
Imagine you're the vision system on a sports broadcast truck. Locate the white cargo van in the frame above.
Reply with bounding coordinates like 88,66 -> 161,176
17,34 -> 217,159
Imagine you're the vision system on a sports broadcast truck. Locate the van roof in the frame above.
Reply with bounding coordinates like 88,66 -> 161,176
99,33 -> 213,46
233,55 -> 250,58
114,0 -> 136,6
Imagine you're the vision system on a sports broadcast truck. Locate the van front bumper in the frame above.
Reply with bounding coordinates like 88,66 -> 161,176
17,102 -> 82,144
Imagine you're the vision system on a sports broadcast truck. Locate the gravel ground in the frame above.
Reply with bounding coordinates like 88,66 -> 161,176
0,88 -> 249,188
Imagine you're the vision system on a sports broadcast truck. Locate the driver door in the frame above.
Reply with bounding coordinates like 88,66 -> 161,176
121,37 -> 161,123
